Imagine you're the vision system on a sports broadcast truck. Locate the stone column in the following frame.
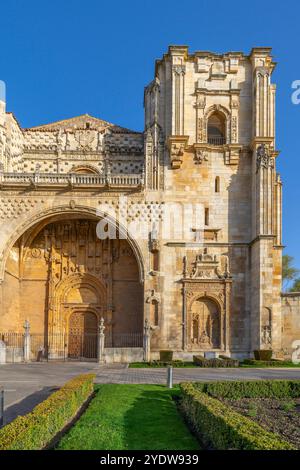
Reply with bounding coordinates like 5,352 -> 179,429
143,319 -> 151,362
23,320 -> 31,363
97,317 -> 105,364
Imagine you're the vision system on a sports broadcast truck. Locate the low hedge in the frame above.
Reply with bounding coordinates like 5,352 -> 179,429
193,380 -> 300,399
253,349 -> 273,361
159,350 -> 173,362
193,355 -> 239,368
243,359 -> 299,367
180,382 -> 295,450
145,360 -> 196,368
0,373 -> 95,450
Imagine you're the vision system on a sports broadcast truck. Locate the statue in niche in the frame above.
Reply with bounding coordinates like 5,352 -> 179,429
191,297 -> 220,348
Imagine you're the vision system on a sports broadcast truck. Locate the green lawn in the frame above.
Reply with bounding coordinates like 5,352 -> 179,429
57,384 -> 200,450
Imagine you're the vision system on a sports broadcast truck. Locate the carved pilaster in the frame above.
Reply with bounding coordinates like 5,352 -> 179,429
172,65 -> 186,136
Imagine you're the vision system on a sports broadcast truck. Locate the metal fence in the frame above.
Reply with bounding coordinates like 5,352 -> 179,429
0,330 -> 144,362
105,332 -> 143,348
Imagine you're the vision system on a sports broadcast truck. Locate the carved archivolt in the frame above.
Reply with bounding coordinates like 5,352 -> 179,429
53,272 -> 106,331
0,204 -> 146,283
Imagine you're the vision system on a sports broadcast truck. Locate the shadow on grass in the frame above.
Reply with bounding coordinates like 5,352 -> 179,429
122,386 -> 200,450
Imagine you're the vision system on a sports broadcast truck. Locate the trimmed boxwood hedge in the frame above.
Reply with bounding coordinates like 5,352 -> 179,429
193,379 -> 300,399
253,349 -> 273,361
180,382 -> 295,450
193,355 -> 239,368
159,350 -> 173,362
242,359 -> 300,367
0,373 -> 95,450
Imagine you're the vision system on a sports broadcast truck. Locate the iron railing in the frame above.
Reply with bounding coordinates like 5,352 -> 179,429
105,332 -> 143,348
207,136 -> 226,145
0,330 -> 144,362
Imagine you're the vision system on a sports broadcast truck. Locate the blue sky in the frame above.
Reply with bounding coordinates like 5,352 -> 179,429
1,0 -> 300,269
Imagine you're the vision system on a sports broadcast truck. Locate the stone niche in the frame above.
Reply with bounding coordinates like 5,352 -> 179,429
182,251 -> 231,352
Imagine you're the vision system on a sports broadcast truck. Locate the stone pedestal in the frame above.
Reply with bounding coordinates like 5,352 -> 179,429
143,319 -> 151,362
0,340 -> 6,364
23,320 -> 31,363
97,318 -> 105,364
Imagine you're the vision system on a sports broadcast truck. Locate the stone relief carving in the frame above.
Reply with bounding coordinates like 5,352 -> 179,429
74,130 -> 95,151
197,117 -> 205,142
0,198 -> 46,220
149,226 -> 160,253
194,149 -> 208,165
256,144 -> 274,171
231,116 -> 237,143
261,307 -> 272,348
170,143 -> 185,169
172,65 -> 186,75
186,251 -> 230,280
261,325 -> 272,346
191,297 -> 221,348
145,289 -> 161,304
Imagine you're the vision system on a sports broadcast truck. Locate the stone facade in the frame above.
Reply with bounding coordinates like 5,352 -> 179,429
0,45 -> 296,361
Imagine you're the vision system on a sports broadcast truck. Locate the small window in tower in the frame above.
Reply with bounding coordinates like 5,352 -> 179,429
86,122 -> 90,129
215,176 -> 220,193
205,208 -> 209,226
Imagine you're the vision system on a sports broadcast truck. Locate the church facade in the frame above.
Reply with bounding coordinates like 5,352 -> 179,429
0,45 -> 298,362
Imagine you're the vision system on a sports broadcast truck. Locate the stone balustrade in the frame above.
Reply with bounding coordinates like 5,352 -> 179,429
0,172 -> 144,189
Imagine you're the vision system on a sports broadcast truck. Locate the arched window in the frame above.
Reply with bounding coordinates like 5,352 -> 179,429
215,176 -> 220,193
207,112 -> 226,145
70,165 -> 99,175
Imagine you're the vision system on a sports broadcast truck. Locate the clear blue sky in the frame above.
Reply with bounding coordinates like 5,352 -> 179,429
1,0 -> 300,269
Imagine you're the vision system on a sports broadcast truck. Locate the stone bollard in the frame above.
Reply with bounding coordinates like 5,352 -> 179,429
0,340 -> 6,365
97,317 -> 105,364
167,366 -> 173,389
23,320 -> 31,363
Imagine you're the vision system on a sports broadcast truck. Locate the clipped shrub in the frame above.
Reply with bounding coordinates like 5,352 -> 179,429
159,350 -> 173,362
179,382 -> 295,450
0,373 -> 95,450
193,380 -> 300,399
243,359 -> 298,367
144,360 -> 182,367
219,355 -> 240,367
253,349 -> 273,361
193,355 -> 239,368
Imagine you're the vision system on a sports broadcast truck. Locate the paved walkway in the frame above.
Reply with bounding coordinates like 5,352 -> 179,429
0,362 -> 300,425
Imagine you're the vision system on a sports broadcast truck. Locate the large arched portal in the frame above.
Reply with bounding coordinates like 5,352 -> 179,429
1,215 -> 144,360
